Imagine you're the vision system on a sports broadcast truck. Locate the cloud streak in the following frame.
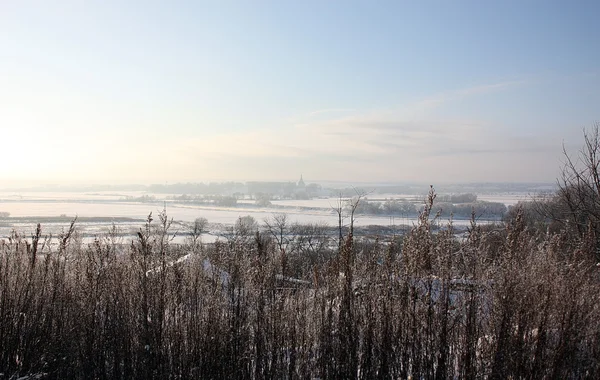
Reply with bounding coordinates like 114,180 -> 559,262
164,80 -> 563,182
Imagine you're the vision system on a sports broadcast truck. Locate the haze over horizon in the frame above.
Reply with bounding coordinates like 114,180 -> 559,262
1,1 -> 599,186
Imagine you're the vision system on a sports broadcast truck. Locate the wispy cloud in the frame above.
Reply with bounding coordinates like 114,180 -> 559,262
166,79 -> 563,182
392,80 -> 527,116
308,108 -> 356,117
184,83 -> 517,160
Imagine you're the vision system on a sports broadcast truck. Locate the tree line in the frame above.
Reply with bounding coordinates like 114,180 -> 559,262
353,198 -> 507,219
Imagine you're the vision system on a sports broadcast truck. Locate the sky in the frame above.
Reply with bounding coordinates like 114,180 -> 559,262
1,0 -> 599,186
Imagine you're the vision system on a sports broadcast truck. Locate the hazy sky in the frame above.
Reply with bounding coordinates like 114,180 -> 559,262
1,1 -> 599,185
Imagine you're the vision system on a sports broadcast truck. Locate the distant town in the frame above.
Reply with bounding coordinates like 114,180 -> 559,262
0,176 -> 555,199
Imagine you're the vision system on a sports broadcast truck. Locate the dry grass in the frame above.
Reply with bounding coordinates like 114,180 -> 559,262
0,196 -> 599,379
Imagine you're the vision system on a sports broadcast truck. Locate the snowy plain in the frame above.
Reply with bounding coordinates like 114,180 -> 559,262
0,191 -> 531,242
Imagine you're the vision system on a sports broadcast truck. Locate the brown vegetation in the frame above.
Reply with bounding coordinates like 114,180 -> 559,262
0,188 -> 598,379
1,127 -> 600,379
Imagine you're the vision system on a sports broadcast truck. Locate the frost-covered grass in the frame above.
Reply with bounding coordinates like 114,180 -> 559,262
0,193 -> 599,379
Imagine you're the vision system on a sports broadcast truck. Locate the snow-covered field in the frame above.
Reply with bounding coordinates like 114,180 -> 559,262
0,191 -> 522,240
478,193 -> 534,206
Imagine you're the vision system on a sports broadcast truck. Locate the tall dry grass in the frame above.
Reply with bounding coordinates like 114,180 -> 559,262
0,194 -> 599,379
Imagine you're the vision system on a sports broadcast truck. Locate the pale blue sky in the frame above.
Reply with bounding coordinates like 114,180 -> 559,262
1,1 -> 599,185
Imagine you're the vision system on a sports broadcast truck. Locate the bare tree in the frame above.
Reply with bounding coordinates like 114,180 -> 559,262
289,221 -> 332,278
290,222 -> 330,258
546,122 -> 600,260
329,189 -> 366,252
219,215 -> 259,243
346,188 -> 366,242
263,213 -> 290,253
264,213 -> 292,276
331,193 -> 346,251
188,217 -> 208,249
